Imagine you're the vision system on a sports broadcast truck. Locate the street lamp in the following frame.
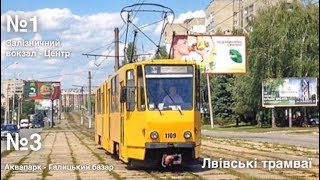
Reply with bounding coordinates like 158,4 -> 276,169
2,61 -> 18,125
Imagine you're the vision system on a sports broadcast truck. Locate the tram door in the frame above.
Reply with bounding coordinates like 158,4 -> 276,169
120,81 -> 124,146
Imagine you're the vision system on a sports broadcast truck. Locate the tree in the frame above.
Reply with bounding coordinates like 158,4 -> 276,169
230,1 -> 319,126
126,42 -> 137,63
155,46 -> 169,59
1,107 -> 5,124
21,101 -> 35,119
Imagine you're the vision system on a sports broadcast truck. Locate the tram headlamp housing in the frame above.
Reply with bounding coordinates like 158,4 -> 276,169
184,131 -> 192,139
150,131 -> 159,140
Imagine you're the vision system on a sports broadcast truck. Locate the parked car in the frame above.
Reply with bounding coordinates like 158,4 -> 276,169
20,119 -> 30,129
309,114 -> 319,125
33,122 -> 44,128
1,124 -> 19,140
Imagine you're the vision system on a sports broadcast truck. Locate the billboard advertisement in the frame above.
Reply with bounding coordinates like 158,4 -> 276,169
35,99 -> 51,110
24,81 -> 61,100
262,78 -> 318,108
172,35 -> 246,74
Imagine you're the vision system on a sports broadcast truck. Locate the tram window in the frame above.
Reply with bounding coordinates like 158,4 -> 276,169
97,88 -> 101,114
102,91 -> 105,114
137,66 -> 146,111
196,67 -> 201,110
111,77 -> 116,113
115,75 -> 119,112
126,70 -> 135,111
105,84 -> 108,113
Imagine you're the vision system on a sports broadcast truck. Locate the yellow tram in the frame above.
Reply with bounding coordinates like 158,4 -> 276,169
94,59 -> 201,167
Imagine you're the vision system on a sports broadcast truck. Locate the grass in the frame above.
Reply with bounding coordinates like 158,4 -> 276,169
71,131 -> 123,180
65,132 -> 81,180
41,133 -> 57,179
2,154 -> 31,180
1,149 -> 15,158
201,124 -> 319,133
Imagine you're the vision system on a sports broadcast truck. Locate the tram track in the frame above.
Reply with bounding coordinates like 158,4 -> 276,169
65,111 -> 319,179
65,112 -> 228,179
1,132 -> 51,180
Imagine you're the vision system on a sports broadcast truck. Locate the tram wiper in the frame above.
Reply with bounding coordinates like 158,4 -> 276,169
147,88 -> 162,115
163,88 -> 182,115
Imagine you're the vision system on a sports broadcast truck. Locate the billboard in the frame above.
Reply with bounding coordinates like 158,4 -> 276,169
172,35 -> 246,74
35,99 -> 58,110
24,81 -> 61,100
262,78 -> 318,108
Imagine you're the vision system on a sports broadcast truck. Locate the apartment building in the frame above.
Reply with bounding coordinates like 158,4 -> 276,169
163,17 -> 206,45
2,79 -> 25,99
61,88 -> 95,111
206,0 -> 241,34
206,0 -> 296,34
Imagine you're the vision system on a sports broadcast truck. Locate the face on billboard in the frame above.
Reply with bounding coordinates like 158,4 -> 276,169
172,35 -> 246,74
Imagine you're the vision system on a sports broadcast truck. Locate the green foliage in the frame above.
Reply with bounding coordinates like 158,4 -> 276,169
126,42 -> 137,63
200,74 -> 238,123
1,107 -> 4,123
230,1 -> 319,118
22,101 -> 35,116
211,75 -> 236,119
155,46 -> 169,59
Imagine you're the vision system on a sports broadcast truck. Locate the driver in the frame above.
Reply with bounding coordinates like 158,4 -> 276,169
163,86 -> 184,105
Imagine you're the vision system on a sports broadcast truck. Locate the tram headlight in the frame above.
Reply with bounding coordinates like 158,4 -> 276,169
150,131 -> 159,140
184,131 -> 192,139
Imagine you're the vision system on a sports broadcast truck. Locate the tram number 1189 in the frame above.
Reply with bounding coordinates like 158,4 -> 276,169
165,133 -> 176,139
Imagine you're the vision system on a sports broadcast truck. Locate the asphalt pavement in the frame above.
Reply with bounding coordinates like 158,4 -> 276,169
202,130 -> 319,149
1,128 -> 42,153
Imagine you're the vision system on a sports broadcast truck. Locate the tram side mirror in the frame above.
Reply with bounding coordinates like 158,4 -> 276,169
120,86 -> 127,103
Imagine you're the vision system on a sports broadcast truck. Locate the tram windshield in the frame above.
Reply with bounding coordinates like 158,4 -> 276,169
145,65 -> 193,111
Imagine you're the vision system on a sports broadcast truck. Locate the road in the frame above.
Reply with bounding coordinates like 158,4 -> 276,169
1,113 -> 318,180
202,130 -> 319,149
1,128 -> 42,153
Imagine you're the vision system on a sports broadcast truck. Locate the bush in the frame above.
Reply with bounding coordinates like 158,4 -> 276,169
214,117 -> 236,126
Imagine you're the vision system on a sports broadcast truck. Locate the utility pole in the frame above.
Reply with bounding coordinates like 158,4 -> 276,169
51,99 -> 54,128
12,86 -> 15,124
81,87 -> 84,125
88,71 -> 92,129
233,0 -> 235,32
73,85 -> 97,126
115,27 -> 119,70
207,74 -> 214,128
17,98 -> 21,126
5,86 -> 9,124
58,93 -> 62,123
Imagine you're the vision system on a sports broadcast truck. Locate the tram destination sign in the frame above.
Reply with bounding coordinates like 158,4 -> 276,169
145,65 -> 193,74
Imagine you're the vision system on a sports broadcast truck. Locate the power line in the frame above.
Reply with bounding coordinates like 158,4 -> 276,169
84,0 -> 144,56
37,66 -> 111,80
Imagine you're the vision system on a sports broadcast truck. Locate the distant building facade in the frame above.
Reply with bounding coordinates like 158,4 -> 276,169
2,79 -> 24,99
163,17 -> 206,49
205,0 -> 297,34
61,88 -> 95,111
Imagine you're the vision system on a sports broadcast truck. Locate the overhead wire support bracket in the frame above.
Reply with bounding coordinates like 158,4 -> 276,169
120,3 -> 175,60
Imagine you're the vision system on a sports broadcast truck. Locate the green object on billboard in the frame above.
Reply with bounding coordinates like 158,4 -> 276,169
229,49 -> 242,63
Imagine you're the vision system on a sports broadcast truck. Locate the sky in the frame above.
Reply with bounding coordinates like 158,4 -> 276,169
1,0 -> 211,91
